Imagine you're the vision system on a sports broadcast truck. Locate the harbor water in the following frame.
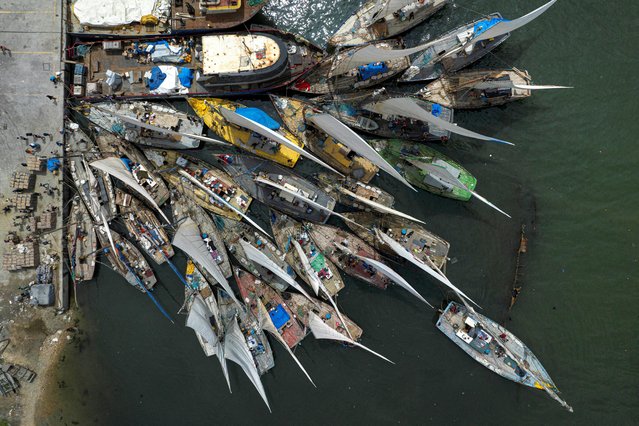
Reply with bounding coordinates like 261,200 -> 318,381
47,0 -> 638,424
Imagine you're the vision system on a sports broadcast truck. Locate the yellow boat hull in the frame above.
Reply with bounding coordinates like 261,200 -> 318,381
188,98 -> 302,168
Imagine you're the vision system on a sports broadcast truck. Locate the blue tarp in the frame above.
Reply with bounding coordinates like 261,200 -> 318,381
431,103 -> 442,117
473,17 -> 504,37
46,158 -> 60,172
236,107 -> 280,130
358,62 -> 388,80
120,157 -> 133,171
147,67 -> 166,90
178,67 -> 194,88
269,304 -> 291,329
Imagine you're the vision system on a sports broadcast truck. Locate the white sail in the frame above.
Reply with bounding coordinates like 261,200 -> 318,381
375,229 -> 480,308
306,113 -> 417,190
173,218 -> 241,306
238,238 -> 316,303
368,0 -> 413,23
291,239 -> 354,339
92,105 -> 228,147
186,295 -> 220,348
353,253 -> 432,307
331,40 -> 436,77
90,157 -> 171,224
409,160 -> 511,218
337,187 -> 424,224
472,0 -> 557,44
218,107 -> 341,175
471,80 -> 572,90
223,317 -> 271,412
99,211 -> 118,256
177,169 -> 271,237
256,298 -> 316,387
363,97 -> 513,145
308,312 -> 393,364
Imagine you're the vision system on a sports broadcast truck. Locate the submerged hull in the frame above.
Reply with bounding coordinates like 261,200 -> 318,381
437,302 -> 570,409
342,211 -> 450,270
400,13 -> 510,82
71,30 -> 322,99
95,132 -> 170,206
306,223 -> 390,289
291,39 -> 409,95
270,95 -> 378,182
368,138 -> 476,201
270,211 -> 345,297
417,69 -> 532,109
86,102 -> 202,149
170,189 -> 232,278
329,0 -> 449,47
234,268 -> 306,349
67,197 -> 97,283
188,98 -> 302,168
314,90 -> 453,142
216,155 -> 336,224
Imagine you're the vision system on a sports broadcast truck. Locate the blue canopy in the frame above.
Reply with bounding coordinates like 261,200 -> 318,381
269,304 -> 291,329
147,67 -> 166,90
46,158 -> 60,172
473,17 -> 504,37
358,62 -> 388,81
178,67 -> 194,88
431,103 -> 442,117
236,107 -> 280,130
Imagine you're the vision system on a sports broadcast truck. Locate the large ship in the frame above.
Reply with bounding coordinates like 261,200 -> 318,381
69,29 -> 323,99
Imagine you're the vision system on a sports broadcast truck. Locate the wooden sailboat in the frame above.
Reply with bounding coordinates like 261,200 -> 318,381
67,197 -> 97,283
314,172 -> 395,212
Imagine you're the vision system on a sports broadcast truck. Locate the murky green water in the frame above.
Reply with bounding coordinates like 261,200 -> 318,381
47,1 -> 639,424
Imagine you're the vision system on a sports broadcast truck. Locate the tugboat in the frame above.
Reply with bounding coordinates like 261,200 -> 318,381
342,211 -> 450,270
95,226 -> 157,291
314,88 -> 452,141
170,189 -> 232,278
116,188 -> 174,265
270,95 -> 379,182
417,68 -> 569,109
270,211 -> 345,297
285,292 -> 362,341
290,39 -> 409,94
305,223 -> 391,289
329,0 -> 449,47
144,149 -> 252,220
234,268 -> 306,349
71,29 -> 323,99
437,301 -> 573,412
95,132 -> 170,206
67,197 -> 97,283
85,101 -> 203,149
216,154 -> 337,224
187,98 -> 303,167
368,138 -> 475,201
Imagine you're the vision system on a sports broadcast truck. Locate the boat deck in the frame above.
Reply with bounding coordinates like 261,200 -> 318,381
287,292 -> 362,340
171,0 -> 265,31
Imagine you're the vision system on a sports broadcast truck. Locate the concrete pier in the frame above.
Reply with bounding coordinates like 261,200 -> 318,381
0,0 -> 66,307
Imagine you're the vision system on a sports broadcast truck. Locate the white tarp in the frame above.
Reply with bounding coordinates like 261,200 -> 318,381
73,0 -> 166,27
146,66 -> 188,95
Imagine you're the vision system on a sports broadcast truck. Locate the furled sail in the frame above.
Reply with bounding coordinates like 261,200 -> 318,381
472,0 -> 557,44
218,107 -> 341,175
238,238 -> 315,303
407,159 -> 511,218
90,157 -> 171,224
471,80 -> 572,90
224,316 -> 271,412
308,312 -> 393,364
92,105 -> 227,147
306,113 -> 417,190
173,218 -> 241,306
375,229 -> 480,308
83,157 -> 105,221
255,298 -> 315,387
353,253 -> 432,307
177,169 -> 270,237
99,211 -> 118,256
362,97 -> 513,145
337,187 -> 424,224
367,0 -> 413,24
291,239 -> 354,339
